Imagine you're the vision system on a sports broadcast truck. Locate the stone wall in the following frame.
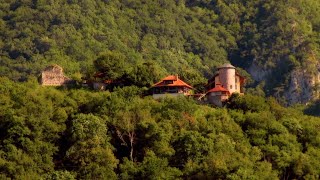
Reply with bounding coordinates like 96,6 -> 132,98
207,93 -> 229,107
41,65 -> 71,86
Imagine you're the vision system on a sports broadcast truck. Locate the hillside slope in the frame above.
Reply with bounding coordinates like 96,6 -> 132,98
1,77 -> 320,179
0,0 -> 320,104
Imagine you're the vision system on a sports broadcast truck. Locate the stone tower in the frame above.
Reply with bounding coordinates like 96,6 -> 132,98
218,64 -> 237,94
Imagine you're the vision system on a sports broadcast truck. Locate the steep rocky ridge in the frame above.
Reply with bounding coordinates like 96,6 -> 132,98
284,68 -> 320,104
248,61 -> 320,105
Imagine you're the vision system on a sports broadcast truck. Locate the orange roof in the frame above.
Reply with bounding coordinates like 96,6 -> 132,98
207,84 -> 230,94
104,79 -> 113,84
162,75 -> 178,81
153,75 -> 193,89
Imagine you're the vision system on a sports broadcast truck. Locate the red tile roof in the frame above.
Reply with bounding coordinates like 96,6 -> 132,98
207,84 -> 230,94
153,75 -> 193,89
162,75 -> 178,81
104,79 -> 113,84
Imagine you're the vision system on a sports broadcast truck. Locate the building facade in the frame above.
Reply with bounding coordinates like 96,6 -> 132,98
206,64 -> 245,106
151,75 -> 193,99
206,84 -> 230,107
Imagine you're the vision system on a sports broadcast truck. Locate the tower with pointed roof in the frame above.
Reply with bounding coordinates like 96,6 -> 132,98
219,64 -> 237,94
205,63 -> 245,106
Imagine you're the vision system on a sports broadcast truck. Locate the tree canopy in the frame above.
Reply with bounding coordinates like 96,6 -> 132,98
1,0 -> 319,101
0,78 -> 320,179
1,1 -> 320,178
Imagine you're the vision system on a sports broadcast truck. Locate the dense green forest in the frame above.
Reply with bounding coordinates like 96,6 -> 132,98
1,0 -> 320,179
1,0 -> 320,98
0,77 -> 320,179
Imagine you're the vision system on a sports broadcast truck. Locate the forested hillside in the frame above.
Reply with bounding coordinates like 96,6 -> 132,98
1,77 -> 320,179
1,1 -> 320,179
1,0 -> 320,104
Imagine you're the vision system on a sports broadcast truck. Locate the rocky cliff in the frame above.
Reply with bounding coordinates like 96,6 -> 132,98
284,68 -> 320,105
248,61 -> 320,105
247,61 -> 271,82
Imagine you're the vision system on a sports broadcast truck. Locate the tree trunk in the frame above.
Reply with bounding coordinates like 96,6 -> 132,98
129,132 -> 135,161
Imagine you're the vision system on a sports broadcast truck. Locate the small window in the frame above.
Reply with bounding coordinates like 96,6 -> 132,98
235,85 -> 237,89
230,85 -> 232,89
165,80 -> 173,84
235,78 -> 238,83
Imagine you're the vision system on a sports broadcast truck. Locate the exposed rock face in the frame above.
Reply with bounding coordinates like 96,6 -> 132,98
41,65 -> 72,86
247,60 -> 320,105
284,68 -> 320,104
247,61 -> 271,81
